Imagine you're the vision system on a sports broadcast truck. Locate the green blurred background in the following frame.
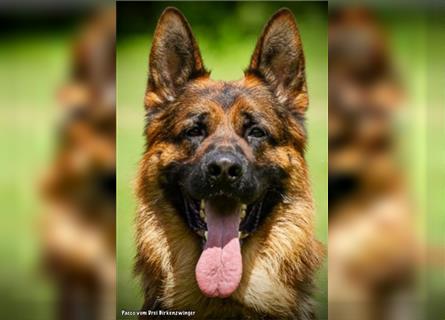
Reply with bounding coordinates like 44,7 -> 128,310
116,1 -> 328,318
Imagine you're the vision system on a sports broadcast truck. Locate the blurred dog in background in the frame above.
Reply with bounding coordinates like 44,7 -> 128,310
328,8 -> 418,320
40,8 -> 116,320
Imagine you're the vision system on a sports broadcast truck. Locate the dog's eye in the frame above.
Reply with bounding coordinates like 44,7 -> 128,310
247,126 -> 267,138
186,126 -> 205,138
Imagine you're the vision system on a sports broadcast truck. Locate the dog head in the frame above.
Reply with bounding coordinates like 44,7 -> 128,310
328,8 -> 403,208
140,7 -> 309,298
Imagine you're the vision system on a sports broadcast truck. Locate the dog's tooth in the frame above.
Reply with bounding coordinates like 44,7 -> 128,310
239,231 -> 249,239
200,199 -> 205,210
204,231 -> 208,240
199,209 -> 205,220
240,204 -> 247,220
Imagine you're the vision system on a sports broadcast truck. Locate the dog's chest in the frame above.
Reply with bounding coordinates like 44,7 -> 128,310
159,237 -> 295,318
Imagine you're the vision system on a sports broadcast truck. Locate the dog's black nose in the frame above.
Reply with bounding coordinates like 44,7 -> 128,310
207,154 -> 243,182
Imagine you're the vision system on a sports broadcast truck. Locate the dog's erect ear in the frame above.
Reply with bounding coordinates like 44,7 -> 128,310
147,8 -> 208,103
247,8 -> 308,112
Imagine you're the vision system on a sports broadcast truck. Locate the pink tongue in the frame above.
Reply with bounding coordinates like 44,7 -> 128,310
195,199 -> 242,298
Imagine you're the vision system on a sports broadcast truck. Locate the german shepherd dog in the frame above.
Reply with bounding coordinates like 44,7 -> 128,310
40,8 -> 116,320
135,8 -> 322,319
328,8 -> 416,320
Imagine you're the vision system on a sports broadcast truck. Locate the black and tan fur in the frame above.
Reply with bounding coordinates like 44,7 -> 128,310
135,8 -> 322,319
